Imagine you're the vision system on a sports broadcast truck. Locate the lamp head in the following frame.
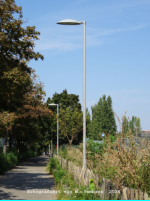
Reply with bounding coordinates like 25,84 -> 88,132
57,19 -> 82,25
48,103 -> 57,106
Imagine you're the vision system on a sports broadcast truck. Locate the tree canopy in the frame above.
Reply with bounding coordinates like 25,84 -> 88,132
88,95 -> 117,140
0,0 -> 44,113
0,0 -> 53,154
122,115 -> 141,136
57,106 -> 83,149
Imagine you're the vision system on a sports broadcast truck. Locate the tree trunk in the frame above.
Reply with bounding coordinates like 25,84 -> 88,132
3,129 -> 8,155
17,140 -> 20,154
9,134 -> 12,151
69,140 -> 72,150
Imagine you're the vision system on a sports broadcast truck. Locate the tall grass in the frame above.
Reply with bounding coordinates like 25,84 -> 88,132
59,112 -> 150,195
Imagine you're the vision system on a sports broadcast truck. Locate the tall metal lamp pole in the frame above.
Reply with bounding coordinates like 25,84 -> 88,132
57,19 -> 86,168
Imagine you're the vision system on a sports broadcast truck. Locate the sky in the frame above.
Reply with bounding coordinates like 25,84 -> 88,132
15,0 -> 150,131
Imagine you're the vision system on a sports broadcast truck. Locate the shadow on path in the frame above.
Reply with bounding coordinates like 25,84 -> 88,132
0,156 -> 56,200
0,189 -> 25,200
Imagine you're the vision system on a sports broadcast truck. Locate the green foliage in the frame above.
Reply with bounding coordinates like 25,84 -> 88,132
47,89 -> 84,145
86,138 -> 116,170
0,0 -> 53,153
109,134 -> 116,143
60,148 -> 67,159
0,152 -> 17,174
89,95 -> 117,140
54,169 -> 65,183
123,159 -> 150,196
87,139 -> 104,156
58,106 -> 83,149
140,161 -> 150,195
49,89 -> 82,112
122,115 -> 141,135
100,163 -> 118,180
18,150 -> 37,161
5,152 -> 17,169
47,157 -> 101,200
46,158 -> 67,183
89,178 -> 95,191
46,157 -> 59,174
86,108 -> 91,137
0,0 -> 44,112
0,152 -> 7,174
0,147 -> 38,175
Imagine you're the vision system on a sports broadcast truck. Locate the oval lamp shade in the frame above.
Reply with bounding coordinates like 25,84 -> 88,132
57,19 -> 82,25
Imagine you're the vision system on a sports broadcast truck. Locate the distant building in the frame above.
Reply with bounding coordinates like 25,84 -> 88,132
138,130 -> 150,137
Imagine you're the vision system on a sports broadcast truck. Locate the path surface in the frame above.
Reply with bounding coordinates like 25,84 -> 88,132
0,156 -> 57,200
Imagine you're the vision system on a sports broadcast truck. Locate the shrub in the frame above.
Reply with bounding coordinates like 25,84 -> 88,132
0,152 -> 17,174
54,169 -> 65,183
0,147 -> 37,175
0,153 -> 7,174
46,157 -> 59,174
47,158 -> 101,200
5,152 -> 17,169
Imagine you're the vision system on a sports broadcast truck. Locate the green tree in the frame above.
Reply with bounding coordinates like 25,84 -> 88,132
122,115 -> 129,135
57,106 -> 82,149
50,89 -> 82,111
107,95 -> 117,134
0,0 -> 49,153
0,0 -> 44,113
47,89 -> 83,145
89,95 -> 117,140
86,108 -> 91,138
123,115 -> 141,136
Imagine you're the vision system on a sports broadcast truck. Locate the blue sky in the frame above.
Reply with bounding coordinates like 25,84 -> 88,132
15,0 -> 150,131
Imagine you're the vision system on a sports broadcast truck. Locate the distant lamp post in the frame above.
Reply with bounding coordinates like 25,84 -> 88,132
49,104 -> 59,156
57,19 -> 86,168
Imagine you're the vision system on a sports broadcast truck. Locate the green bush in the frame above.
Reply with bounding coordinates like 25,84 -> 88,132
61,148 -> 67,159
46,158 -> 59,174
0,153 -> 7,174
0,152 -> 17,175
0,147 -> 37,175
54,169 -> 65,183
5,152 -> 17,169
46,157 -> 101,200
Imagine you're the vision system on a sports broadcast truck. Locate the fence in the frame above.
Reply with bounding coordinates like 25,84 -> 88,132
55,155 -> 149,200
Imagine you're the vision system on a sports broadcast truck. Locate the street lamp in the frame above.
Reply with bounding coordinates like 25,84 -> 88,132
49,103 -> 59,156
57,19 -> 86,168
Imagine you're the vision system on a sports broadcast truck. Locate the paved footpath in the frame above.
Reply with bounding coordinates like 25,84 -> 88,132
0,156 -> 57,200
